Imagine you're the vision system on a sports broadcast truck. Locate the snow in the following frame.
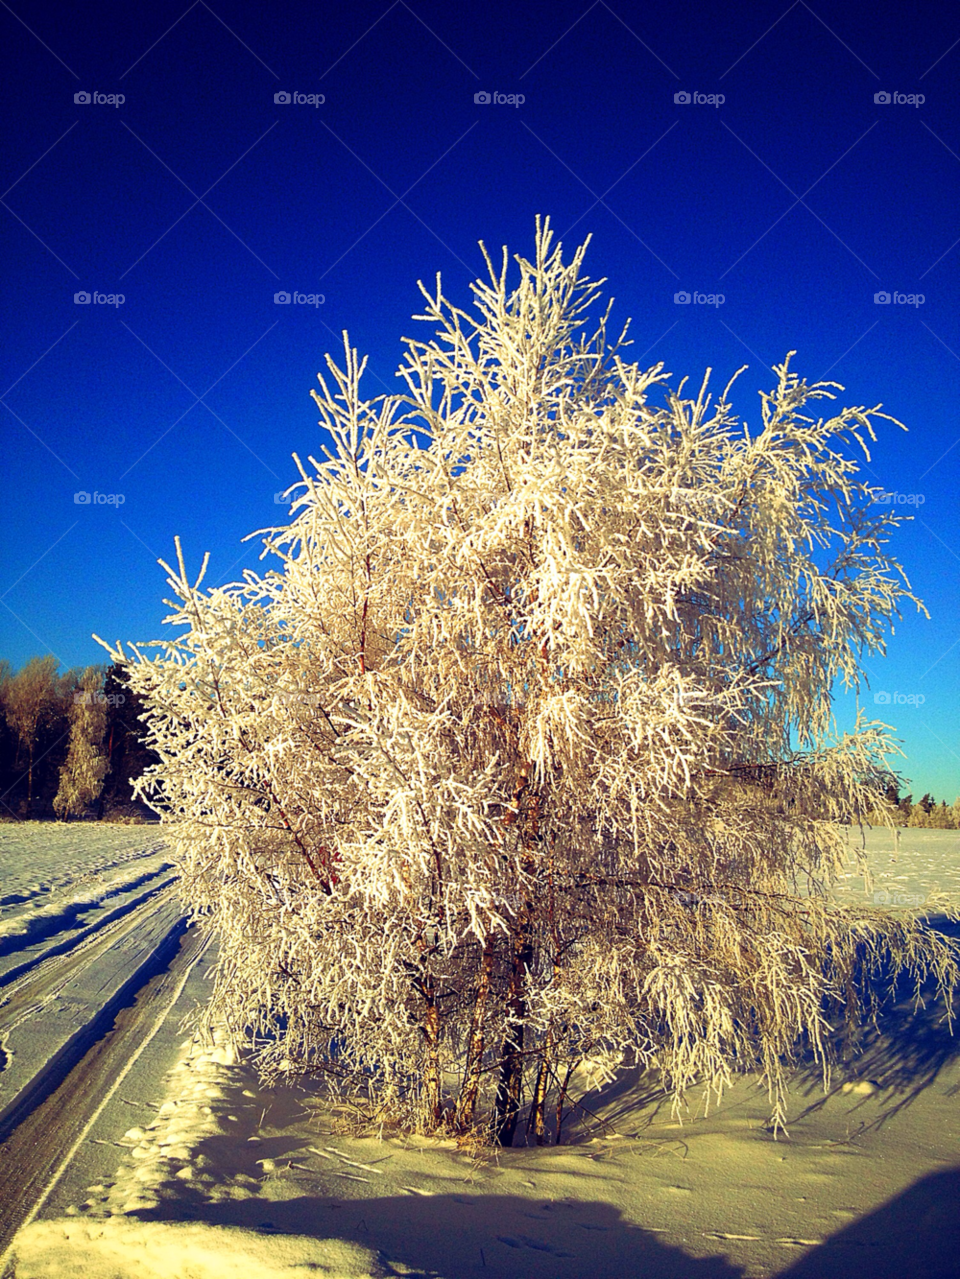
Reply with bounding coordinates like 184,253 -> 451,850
0,823 -> 169,961
11,1220 -> 386,1278
0,894 -> 183,1141
0,823 -> 179,1141
0,822 -> 166,913
6,826 -> 960,1278
834,825 -> 960,909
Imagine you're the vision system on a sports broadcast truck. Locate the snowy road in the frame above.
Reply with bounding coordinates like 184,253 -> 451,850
0,825 -> 203,1265
0,884 -> 184,1142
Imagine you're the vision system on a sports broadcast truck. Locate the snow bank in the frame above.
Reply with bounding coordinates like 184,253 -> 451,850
11,1218 -> 389,1279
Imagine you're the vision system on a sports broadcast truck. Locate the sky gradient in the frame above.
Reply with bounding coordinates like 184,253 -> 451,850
2,0 -> 958,798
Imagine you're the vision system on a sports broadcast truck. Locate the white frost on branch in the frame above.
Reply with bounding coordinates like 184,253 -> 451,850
97,218 -> 958,1144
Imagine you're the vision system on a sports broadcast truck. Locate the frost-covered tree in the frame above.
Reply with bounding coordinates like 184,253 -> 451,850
2,654 -> 60,815
99,219 -> 959,1143
54,666 -> 110,819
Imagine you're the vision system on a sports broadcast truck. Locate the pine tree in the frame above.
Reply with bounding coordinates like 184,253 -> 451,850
99,219 -> 960,1142
95,664 -> 157,819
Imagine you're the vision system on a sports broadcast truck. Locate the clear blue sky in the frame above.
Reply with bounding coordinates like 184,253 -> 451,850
2,0 -> 957,799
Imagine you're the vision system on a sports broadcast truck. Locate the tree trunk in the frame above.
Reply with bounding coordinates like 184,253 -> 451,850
495,925 -> 532,1145
420,979 -> 441,1129
495,1025 -> 524,1146
96,724 -> 114,820
527,1027 -> 554,1144
458,937 -> 494,1131
495,773 -> 542,1145
555,1061 -> 576,1145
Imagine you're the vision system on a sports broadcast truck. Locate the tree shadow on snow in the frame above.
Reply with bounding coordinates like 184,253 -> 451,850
775,1165 -> 960,1279
135,1186 -> 745,1278
787,914 -> 960,1133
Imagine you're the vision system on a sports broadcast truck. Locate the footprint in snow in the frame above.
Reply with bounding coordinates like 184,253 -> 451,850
497,1235 -> 573,1258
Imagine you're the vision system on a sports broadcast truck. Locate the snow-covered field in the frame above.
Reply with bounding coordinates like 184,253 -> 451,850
833,826 -> 960,911
3,826 -> 960,1278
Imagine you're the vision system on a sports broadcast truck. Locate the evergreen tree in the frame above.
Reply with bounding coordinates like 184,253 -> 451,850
96,664 -> 158,819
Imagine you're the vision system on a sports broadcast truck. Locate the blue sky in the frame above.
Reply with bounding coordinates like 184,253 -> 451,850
2,0 -> 958,799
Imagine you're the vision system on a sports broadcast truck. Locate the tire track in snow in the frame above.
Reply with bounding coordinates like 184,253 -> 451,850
0,860 -> 174,962
0,922 -> 210,1271
0,889 -> 187,1145
0,874 -> 178,999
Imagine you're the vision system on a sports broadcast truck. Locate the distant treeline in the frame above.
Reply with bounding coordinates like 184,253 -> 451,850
866,784 -> 960,829
0,656 -> 159,821
2,654 -> 956,829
